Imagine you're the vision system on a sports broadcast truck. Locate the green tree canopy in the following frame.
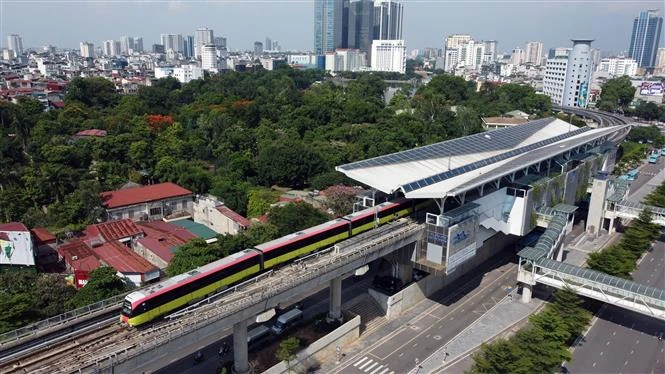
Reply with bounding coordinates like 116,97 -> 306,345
66,267 -> 129,309
267,202 -> 331,237
597,76 -> 636,112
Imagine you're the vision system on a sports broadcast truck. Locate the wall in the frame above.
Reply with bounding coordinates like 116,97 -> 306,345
264,315 -> 361,374
0,229 -> 34,266
371,232 -> 517,318
473,188 -> 528,236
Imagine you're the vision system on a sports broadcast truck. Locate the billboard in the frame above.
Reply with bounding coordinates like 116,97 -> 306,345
639,82 -> 664,96
577,82 -> 589,108
445,215 -> 478,273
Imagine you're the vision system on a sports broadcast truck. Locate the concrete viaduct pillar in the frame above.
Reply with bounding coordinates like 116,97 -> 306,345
232,319 -> 250,374
521,283 -> 532,303
327,276 -> 343,323
396,244 -> 414,285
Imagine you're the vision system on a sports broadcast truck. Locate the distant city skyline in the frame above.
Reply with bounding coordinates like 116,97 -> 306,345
1,1 -> 663,54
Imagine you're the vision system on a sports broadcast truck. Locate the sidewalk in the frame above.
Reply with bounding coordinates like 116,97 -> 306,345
420,294 -> 542,373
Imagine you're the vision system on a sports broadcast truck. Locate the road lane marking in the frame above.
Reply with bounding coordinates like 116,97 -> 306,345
624,361 -> 628,366
606,341 -> 610,345
613,331 -> 616,335
398,353 -> 403,357
365,362 -> 379,372
593,362 -> 596,367
378,369 -> 390,374
630,350 -> 634,355
358,359 -> 373,370
369,365 -> 384,374
355,357 -> 368,367
600,351 -> 604,356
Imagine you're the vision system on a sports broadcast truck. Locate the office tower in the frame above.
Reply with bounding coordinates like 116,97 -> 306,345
119,36 -> 134,55
161,34 -> 184,54
272,40 -> 280,52
373,0 -> 403,40
348,0 -> 374,57
134,37 -> 143,52
543,39 -> 594,108
195,27 -> 214,59
456,40 -> 485,69
184,35 -> 194,58
79,42 -> 94,58
598,57 -> 638,76
524,41 -> 543,65
102,40 -> 120,56
152,44 -> 165,54
314,0 -> 346,54
254,41 -> 263,55
201,44 -> 218,71
628,10 -> 663,67
6,34 -> 23,56
265,37 -> 272,51
371,39 -> 405,73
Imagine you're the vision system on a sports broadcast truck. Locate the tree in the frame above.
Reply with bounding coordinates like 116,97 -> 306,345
597,76 -> 636,112
551,287 -> 592,341
34,274 -> 77,317
64,77 -> 119,108
246,188 -> 278,217
276,337 -> 300,372
66,267 -> 129,309
167,239 -> 221,276
470,339 -> 532,374
255,139 -> 324,188
322,185 -> 358,216
267,202 -> 331,237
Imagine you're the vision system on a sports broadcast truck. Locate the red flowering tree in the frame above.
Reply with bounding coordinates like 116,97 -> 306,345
145,114 -> 174,133
322,185 -> 358,217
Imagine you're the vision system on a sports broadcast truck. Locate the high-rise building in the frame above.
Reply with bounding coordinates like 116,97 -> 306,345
161,34 -> 184,54
373,0 -> 403,40
524,41 -> 543,65
446,34 -> 471,49
598,57 -> 638,76
201,44 -> 218,71
152,44 -> 165,54
254,42 -> 263,55
214,37 -> 227,51
628,10 -> 663,68
134,37 -> 143,52
371,39 -> 405,73
195,27 -> 214,59
119,36 -> 134,55
483,40 -> 498,63
456,40 -> 485,70
348,0 -> 375,57
7,34 -> 23,57
102,40 -> 120,56
325,49 -> 367,72
314,0 -> 346,54
656,47 -> 665,68
543,39 -> 594,108
265,37 -> 272,51
184,35 -> 195,58
79,42 -> 95,58
510,48 -> 524,65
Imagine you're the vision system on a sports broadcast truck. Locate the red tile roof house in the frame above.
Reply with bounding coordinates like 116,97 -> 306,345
134,221 -> 197,269
100,182 -> 194,222
57,239 -> 159,288
192,195 -> 252,235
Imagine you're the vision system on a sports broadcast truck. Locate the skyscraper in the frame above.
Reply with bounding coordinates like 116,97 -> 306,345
254,41 -> 263,55
214,37 -> 227,51
373,0 -> 403,40
161,34 -> 184,53
119,36 -> 134,55
79,42 -> 94,58
524,41 -> 543,65
184,35 -> 195,58
134,37 -> 143,53
628,10 -> 663,68
195,27 -> 214,59
265,37 -> 272,51
314,0 -> 346,54
348,0 -> 375,57
6,34 -> 23,56
201,44 -> 218,71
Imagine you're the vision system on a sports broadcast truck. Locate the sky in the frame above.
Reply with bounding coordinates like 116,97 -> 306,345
0,0 -> 663,55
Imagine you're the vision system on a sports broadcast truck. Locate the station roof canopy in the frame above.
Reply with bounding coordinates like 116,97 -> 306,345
336,117 -> 629,199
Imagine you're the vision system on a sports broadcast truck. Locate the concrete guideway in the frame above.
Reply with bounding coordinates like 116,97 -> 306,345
85,220 -> 424,373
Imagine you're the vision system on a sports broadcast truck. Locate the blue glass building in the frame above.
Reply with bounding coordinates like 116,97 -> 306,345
628,10 -> 663,68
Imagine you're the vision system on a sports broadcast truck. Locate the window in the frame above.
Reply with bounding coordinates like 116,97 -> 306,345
149,207 -> 162,216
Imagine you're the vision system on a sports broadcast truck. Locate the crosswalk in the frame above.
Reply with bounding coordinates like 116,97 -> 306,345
353,356 -> 395,374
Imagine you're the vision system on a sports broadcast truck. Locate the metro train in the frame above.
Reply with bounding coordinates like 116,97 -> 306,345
121,197 -> 427,326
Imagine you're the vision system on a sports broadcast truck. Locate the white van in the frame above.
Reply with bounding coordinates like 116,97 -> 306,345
271,308 -> 303,335
247,325 -> 271,346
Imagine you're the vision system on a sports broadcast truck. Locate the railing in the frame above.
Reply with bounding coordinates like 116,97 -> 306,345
614,201 -> 665,226
0,292 -> 126,345
88,221 -> 424,372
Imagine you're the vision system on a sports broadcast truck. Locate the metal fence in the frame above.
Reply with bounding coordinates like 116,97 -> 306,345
0,292 -> 126,344
87,221 -> 424,372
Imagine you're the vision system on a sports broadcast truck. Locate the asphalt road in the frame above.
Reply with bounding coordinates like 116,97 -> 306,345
566,238 -> 665,374
330,252 -> 518,374
626,153 -> 664,201
150,272 -> 375,374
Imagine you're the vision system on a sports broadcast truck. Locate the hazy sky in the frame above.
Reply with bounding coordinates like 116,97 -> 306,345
1,0 -> 663,55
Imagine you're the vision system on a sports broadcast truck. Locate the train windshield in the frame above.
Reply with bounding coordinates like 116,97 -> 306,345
121,300 -> 132,316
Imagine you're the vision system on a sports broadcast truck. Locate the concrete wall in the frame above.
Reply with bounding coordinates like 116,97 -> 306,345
473,188 -> 529,236
264,315 -> 361,374
371,232 -> 517,318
